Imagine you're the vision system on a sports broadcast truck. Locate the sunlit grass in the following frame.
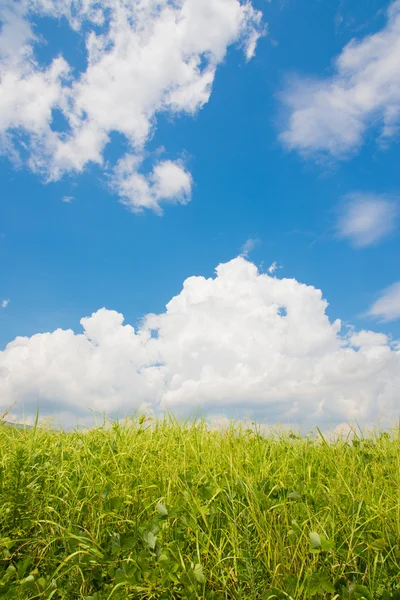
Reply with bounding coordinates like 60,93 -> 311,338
0,412 -> 399,599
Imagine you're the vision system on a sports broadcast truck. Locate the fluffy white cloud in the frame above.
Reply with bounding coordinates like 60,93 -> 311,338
1,299 -> 10,309
350,330 -> 389,348
112,155 -> 192,214
368,281 -> 400,322
336,193 -> 399,248
0,0 -> 263,210
1,257 -> 399,432
280,1 -> 400,157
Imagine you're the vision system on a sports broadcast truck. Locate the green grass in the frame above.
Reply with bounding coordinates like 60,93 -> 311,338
0,413 -> 399,599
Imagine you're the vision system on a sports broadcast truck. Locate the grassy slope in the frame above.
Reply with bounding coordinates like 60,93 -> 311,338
0,415 -> 399,599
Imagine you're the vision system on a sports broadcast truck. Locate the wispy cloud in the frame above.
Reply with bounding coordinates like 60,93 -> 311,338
336,193 -> 398,248
280,1 -> 400,158
1,299 -> 10,309
62,196 -> 74,203
268,261 -> 282,274
367,282 -> 400,322
240,237 -> 259,257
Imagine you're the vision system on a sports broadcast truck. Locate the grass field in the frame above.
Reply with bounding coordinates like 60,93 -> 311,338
0,413 -> 399,599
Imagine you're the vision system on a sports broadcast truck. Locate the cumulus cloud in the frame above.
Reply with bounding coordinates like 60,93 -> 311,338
336,193 -> 399,248
368,281 -> 400,322
280,0 -> 400,157
111,155 -> 192,214
350,330 -> 389,348
1,257 -> 399,432
0,0 -> 264,211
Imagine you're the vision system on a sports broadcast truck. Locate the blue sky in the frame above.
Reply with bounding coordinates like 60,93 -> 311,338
0,0 -> 399,433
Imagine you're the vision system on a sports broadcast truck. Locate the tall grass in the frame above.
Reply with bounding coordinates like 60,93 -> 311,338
0,413 -> 399,599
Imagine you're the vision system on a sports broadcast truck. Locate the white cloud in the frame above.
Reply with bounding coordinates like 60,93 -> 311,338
268,260 -> 281,274
0,0 -> 264,211
62,195 -> 74,203
204,416 -> 382,444
240,237 -> 259,256
368,281 -> 400,322
350,330 -> 389,348
280,1 -> 400,157
1,299 -> 10,309
1,257 -> 399,432
112,155 -> 192,214
336,193 -> 399,248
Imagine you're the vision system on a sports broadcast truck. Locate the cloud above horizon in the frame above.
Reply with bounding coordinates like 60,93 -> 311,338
111,155 -> 193,214
1,257 -> 399,431
336,193 -> 399,248
0,0 -> 263,212
368,281 -> 400,322
280,0 -> 400,158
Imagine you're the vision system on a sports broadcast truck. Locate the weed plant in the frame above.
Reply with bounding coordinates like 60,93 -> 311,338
0,413 -> 399,599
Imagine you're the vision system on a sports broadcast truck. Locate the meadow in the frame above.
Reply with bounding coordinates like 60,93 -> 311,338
0,413 -> 399,599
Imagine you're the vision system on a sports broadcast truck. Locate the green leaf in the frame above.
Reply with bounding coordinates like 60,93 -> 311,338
114,568 -> 126,583
2,565 -> 17,583
101,483 -> 112,499
351,584 -> 373,600
121,535 -> 135,551
192,563 -> 205,584
17,558 -> 32,579
6,565 -> 16,576
306,573 -> 335,596
38,577 -> 47,589
320,536 -> 335,552
156,502 -> 168,517
20,575 -> 35,586
169,572 -> 180,584
321,578 -> 336,593
307,573 -> 322,596
0,538 -> 15,551
370,537 -> 386,552
309,532 -> 321,548
158,553 -> 169,566
283,575 -> 298,596
143,531 -> 157,550
290,520 -> 301,533
287,491 -> 302,500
